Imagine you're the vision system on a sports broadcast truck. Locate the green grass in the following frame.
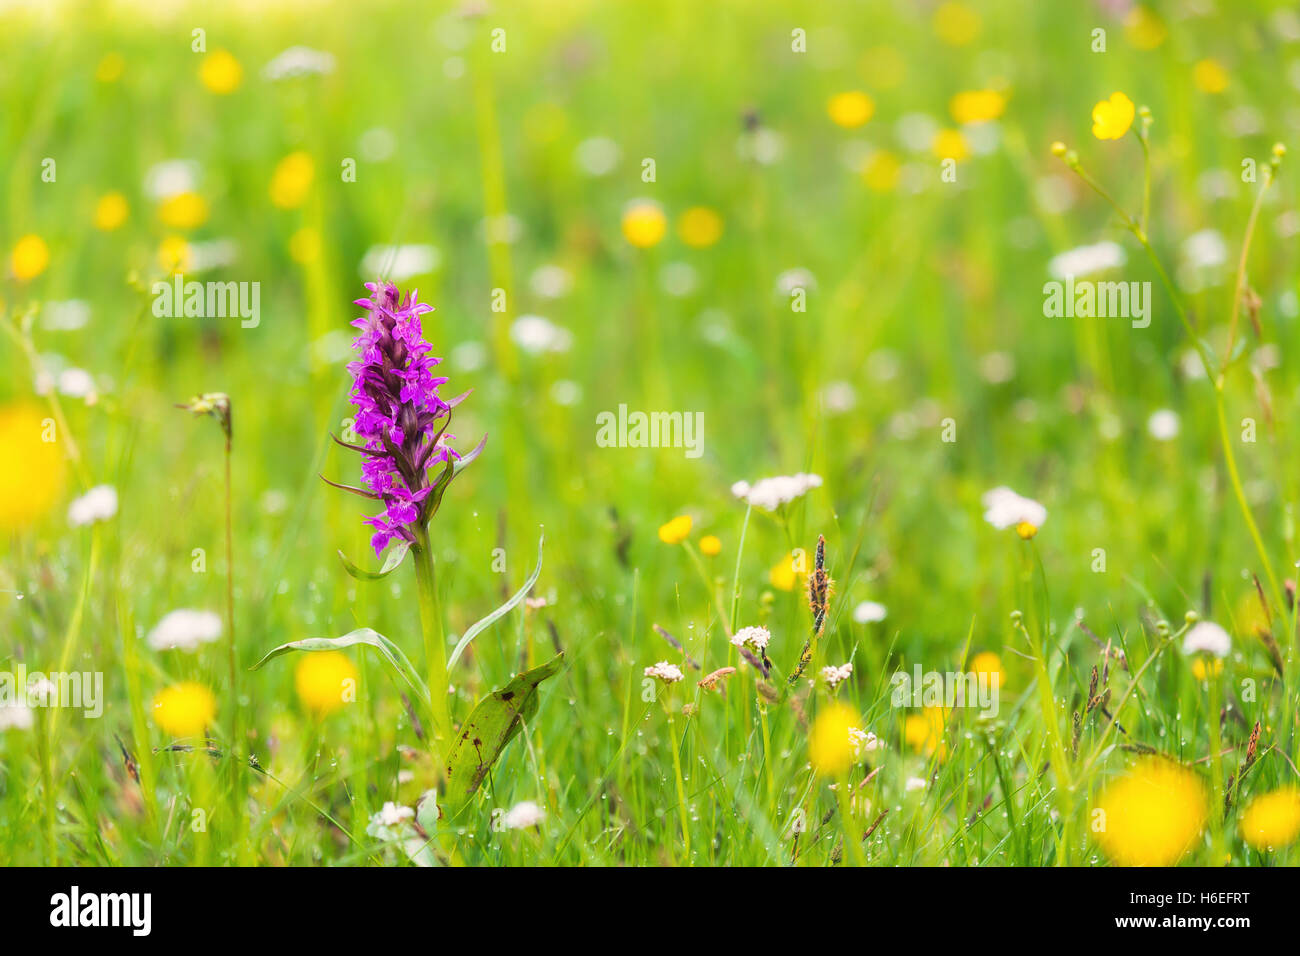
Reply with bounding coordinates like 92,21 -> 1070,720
1,0 -> 1299,867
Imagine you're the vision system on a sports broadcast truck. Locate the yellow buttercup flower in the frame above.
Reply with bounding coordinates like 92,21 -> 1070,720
860,150 -> 900,192
904,707 -> 949,758
10,234 -> 49,281
1124,6 -> 1166,50
0,403 -> 66,529
1091,92 -> 1135,140
657,514 -> 692,545
1193,59 -> 1229,94
933,2 -> 981,47
158,236 -> 193,274
676,207 -> 723,248
95,52 -> 125,83
270,151 -> 315,210
1093,759 -> 1207,866
295,651 -> 359,715
289,227 -> 320,264
970,651 -> 1005,691
158,191 -> 209,230
699,534 -> 721,556
152,682 -> 217,738
199,49 -> 242,94
1240,787 -> 1300,851
621,200 -> 667,249
93,192 -> 129,231
768,551 -> 808,592
950,89 -> 1006,125
1191,656 -> 1223,680
932,129 -> 970,161
827,90 -> 874,129
809,703 -> 859,776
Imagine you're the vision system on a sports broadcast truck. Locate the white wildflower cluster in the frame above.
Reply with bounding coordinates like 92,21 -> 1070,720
821,662 -> 853,689
1047,240 -> 1126,279
147,609 -> 223,653
852,601 -> 887,623
731,473 -> 823,511
848,727 -> 883,756
502,800 -> 546,830
1182,621 -> 1231,658
263,46 -> 337,80
68,485 -> 118,527
730,625 -> 771,652
981,486 -> 1046,530
644,661 -> 684,683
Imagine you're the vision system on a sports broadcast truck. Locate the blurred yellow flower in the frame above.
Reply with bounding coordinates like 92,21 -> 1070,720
95,52 -> 125,83
809,703 -> 859,776
1123,6 -> 1167,50
860,150 -> 900,191
157,191 -> 209,230
0,403 -> 66,529
861,45 -> 904,89
152,682 -> 217,738
289,227 -> 320,264
199,49 -> 242,94
621,200 -> 667,248
158,236 -> 193,274
932,129 -> 970,161
933,2 -> 981,46
1091,92 -> 1135,140
699,534 -> 721,556
10,234 -> 49,281
1191,656 -> 1223,680
768,551 -> 808,591
1015,520 -> 1038,540
677,207 -> 723,248
658,514 -> 692,544
270,151 -> 315,210
970,651 -> 1005,691
93,192 -> 129,231
949,89 -> 1006,125
1240,787 -> 1300,851
1193,58 -> 1229,94
827,90 -> 875,129
904,707 -> 948,758
295,651 -> 359,715
1093,759 -> 1207,866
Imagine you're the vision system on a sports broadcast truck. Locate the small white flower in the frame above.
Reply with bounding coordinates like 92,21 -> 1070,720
186,238 -> 240,273
820,381 -> 857,414
377,801 -> 414,827
502,800 -> 546,830
1183,621 -> 1231,658
730,625 -> 771,652
263,46 -> 337,80
981,486 -> 1047,530
511,315 -> 573,354
360,244 -> 441,282
27,678 -> 57,706
849,727 -> 882,756
904,776 -> 927,793
144,159 -> 199,200
978,351 -> 1015,384
358,127 -> 397,162
660,262 -> 698,298
57,368 -> 96,400
644,661 -> 684,683
731,473 -> 823,511
774,268 -> 817,296
821,663 -> 853,689
1181,228 -> 1228,270
853,601 -> 888,623
41,300 -> 91,331
0,704 -> 33,732
68,485 -> 118,527
550,380 -> 582,406
1047,241 -> 1126,280
528,264 -> 573,299
575,136 -> 621,177
736,128 -> 784,165
147,609 -> 223,653
1147,409 -> 1180,441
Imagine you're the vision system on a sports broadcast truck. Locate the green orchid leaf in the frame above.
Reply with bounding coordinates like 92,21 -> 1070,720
250,627 -> 430,709
446,533 -> 544,670
337,541 -> 410,580
442,652 -> 565,819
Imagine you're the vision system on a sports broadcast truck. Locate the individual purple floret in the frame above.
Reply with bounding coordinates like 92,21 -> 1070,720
326,281 -> 485,555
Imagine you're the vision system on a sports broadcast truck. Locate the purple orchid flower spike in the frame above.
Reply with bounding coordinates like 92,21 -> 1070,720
326,281 -> 487,555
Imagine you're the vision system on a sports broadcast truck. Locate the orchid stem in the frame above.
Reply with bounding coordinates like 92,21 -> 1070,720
413,526 -> 453,768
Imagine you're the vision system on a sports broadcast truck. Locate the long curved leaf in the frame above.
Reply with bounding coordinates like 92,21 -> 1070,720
446,533 -> 544,670
442,652 -> 565,818
337,541 -> 410,581
250,627 -> 430,708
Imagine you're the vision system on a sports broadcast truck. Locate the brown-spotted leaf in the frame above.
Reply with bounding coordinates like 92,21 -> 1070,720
442,652 -> 564,818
